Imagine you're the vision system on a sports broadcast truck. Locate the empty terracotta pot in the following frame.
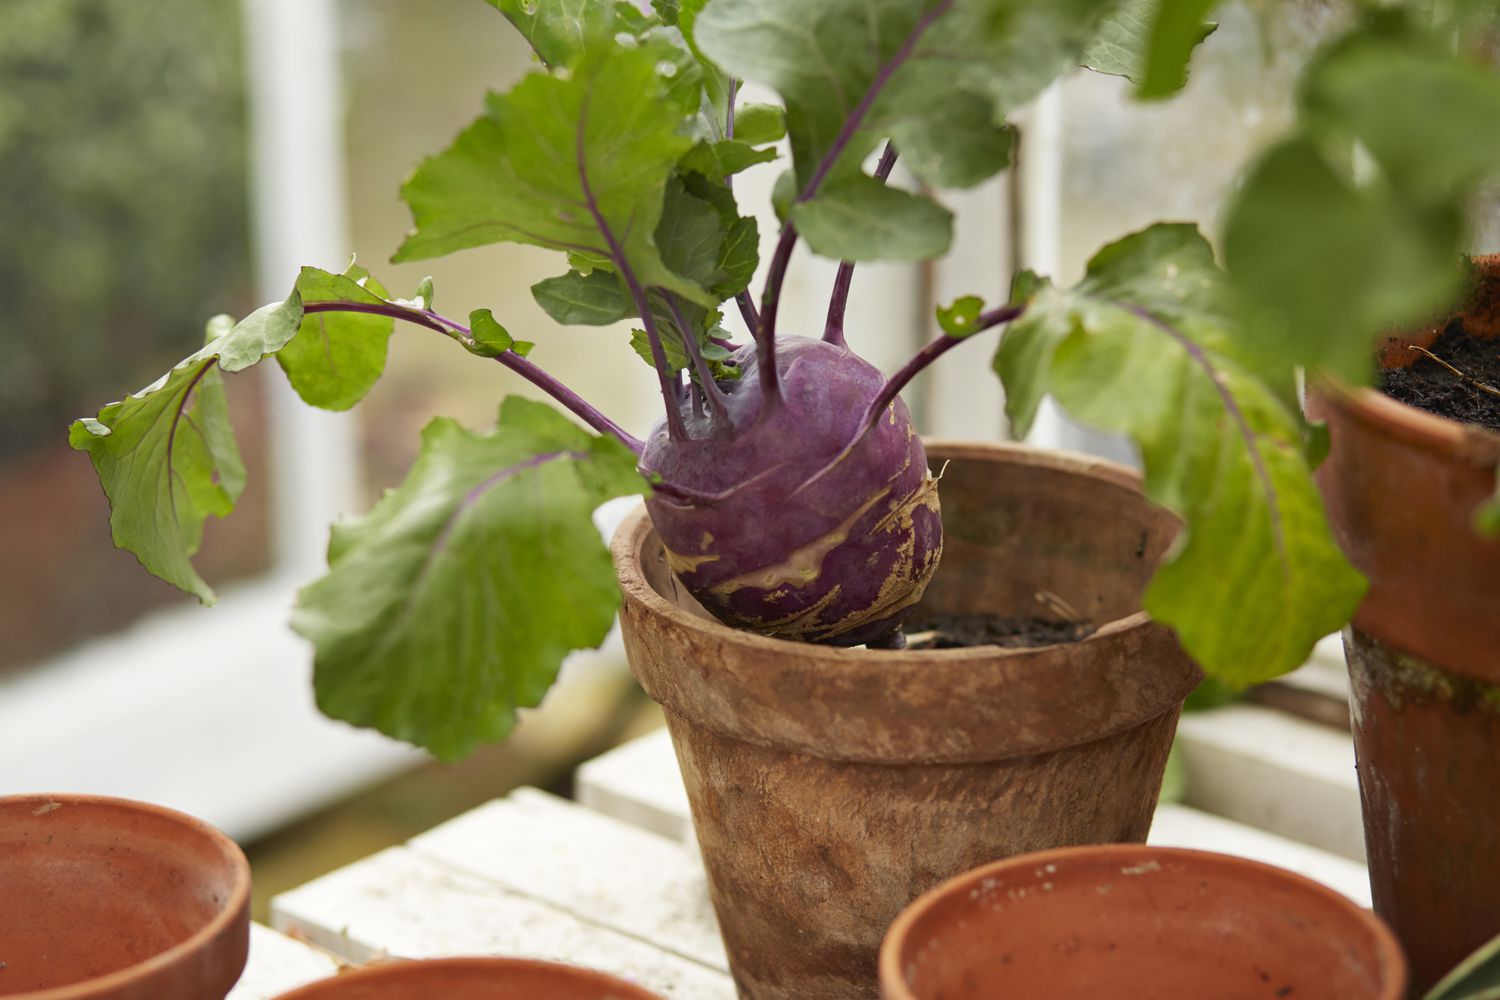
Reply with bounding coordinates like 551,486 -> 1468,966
879,844 -> 1407,1000
1308,257 -> 1500,997
0,794 -> 250,1000
269,957 -> 664,999
615,441 -> 1203,999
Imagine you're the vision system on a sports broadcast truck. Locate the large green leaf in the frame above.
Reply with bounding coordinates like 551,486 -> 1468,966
1223,13 -> 1500,385
293,398 -> 646,760
393,40 -> 711,305
997,224 -> 1367,685
276,264 -> 395,411
790,174 -> 953,262
1424,929 -> 1500,1000
694,0 -> 1111,261
532,269 -> 633,326
1082,0 -> 1218,97
1302,19 -> 1500,204
1225,137 -> 1466,385
69,299 -> 304,603
482,0 -> 648,68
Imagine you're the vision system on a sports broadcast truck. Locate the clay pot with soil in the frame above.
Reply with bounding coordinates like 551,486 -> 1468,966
613,441 -> 1203,1000
1307,255 -> 1500,997
0,794 -> 251,1000
270,957 -> 663,1000
878,844 -> 1407,1000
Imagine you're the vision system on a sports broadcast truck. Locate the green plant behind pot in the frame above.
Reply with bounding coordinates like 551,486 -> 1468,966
66,0 -> 1500,759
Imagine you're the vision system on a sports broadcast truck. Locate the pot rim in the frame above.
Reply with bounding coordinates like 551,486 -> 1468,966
613,439 -> 1161,667
878,843 -> 1408,1000
1313,378 -> 1500,467
614,440 -> 1201,763
0,793 -> 251,1000
268,956 -> 662,999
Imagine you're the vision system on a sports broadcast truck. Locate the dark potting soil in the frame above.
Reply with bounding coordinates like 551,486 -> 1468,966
1380,319 -> 1500,433
902,613 -> 1096,650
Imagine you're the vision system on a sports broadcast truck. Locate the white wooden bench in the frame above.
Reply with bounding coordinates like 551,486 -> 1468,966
234,709 -> 1370,998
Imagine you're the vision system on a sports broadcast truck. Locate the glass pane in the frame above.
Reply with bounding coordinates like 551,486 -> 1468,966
0,1 -> 269,675
1055,0 -> 1349,283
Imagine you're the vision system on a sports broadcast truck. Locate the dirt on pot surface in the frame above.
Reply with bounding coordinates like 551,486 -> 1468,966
1381,319 -> 1500,432
903,613 -> 1095,650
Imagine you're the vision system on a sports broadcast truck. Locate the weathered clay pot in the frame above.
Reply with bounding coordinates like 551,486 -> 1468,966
614,441 -> 1203,1000
0,794 -> 251,1000
270,957 -> 663,999
878,844 -> 1407,1000
1308,258 -> 1500,997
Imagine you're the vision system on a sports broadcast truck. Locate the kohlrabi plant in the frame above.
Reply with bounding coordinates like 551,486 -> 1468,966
72,0 -> 1500,759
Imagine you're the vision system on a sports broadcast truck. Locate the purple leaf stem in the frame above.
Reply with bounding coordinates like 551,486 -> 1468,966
823,141 -> 899,347
758,0 -> 954,365
301,300 -> 643,455
723,76 -> 762,338
734,291 -> 761,337
574,92 -> 688,441
726,77 -> 739,141
864,302 -> 1026,429
664,291 -> 730,425
789,302 -> 1025,502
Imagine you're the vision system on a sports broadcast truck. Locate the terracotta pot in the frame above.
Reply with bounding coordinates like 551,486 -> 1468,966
1308,258 -> 1500,997
270,957 -> 663,999
0,794 -> 250,1000
878,844 -> 1407,1000
614,441 -> 1203,1000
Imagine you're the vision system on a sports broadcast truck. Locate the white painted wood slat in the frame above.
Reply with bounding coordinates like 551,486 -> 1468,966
227,923 -> 342,1000
269,845 -> 733,999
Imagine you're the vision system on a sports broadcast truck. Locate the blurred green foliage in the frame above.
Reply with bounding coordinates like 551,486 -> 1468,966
0,0 -> 251,459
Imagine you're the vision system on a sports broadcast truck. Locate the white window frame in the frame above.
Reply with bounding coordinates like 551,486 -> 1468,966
0,0 -> 419,843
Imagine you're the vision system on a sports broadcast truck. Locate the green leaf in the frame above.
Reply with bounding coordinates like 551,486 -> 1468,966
629,324 -> 733,375
680,139 -> 778,180
997,224 -> 1367,685
678,172 -> 759,296
294,397 -> 647,760
276,265 -> 395,411
994,269 -> 1055,438
467,308 -> 515,357
1477,468 -> 1500,538
482,0 -> 646,67
1083,0 -> 1218,98
732,102 -> 785,145
394,40 -> 709,304
1302,17 -> 1500,204
1224,137 -> 1466,384
937,295 -> 985,337
1424,929 -> 1500,1000
789,174 -> 952,262
413,276 -> 435,311
531,270 -> 633,326
657,175 -> 734,290
69,298 -> 304,603
697,0 -> 1110,196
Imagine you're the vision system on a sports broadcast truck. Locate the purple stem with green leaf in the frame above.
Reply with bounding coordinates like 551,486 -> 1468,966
758,0 -> 954,397
823,141 -> 900,347
302,301 -> 643,455
665,291 -> 730,425
574,92 -> 688,442
868,303 -> 1027,424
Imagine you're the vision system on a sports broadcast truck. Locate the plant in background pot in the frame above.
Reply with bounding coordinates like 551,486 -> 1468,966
66,0 -> 1500,997
1211,7 -> 1500,996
